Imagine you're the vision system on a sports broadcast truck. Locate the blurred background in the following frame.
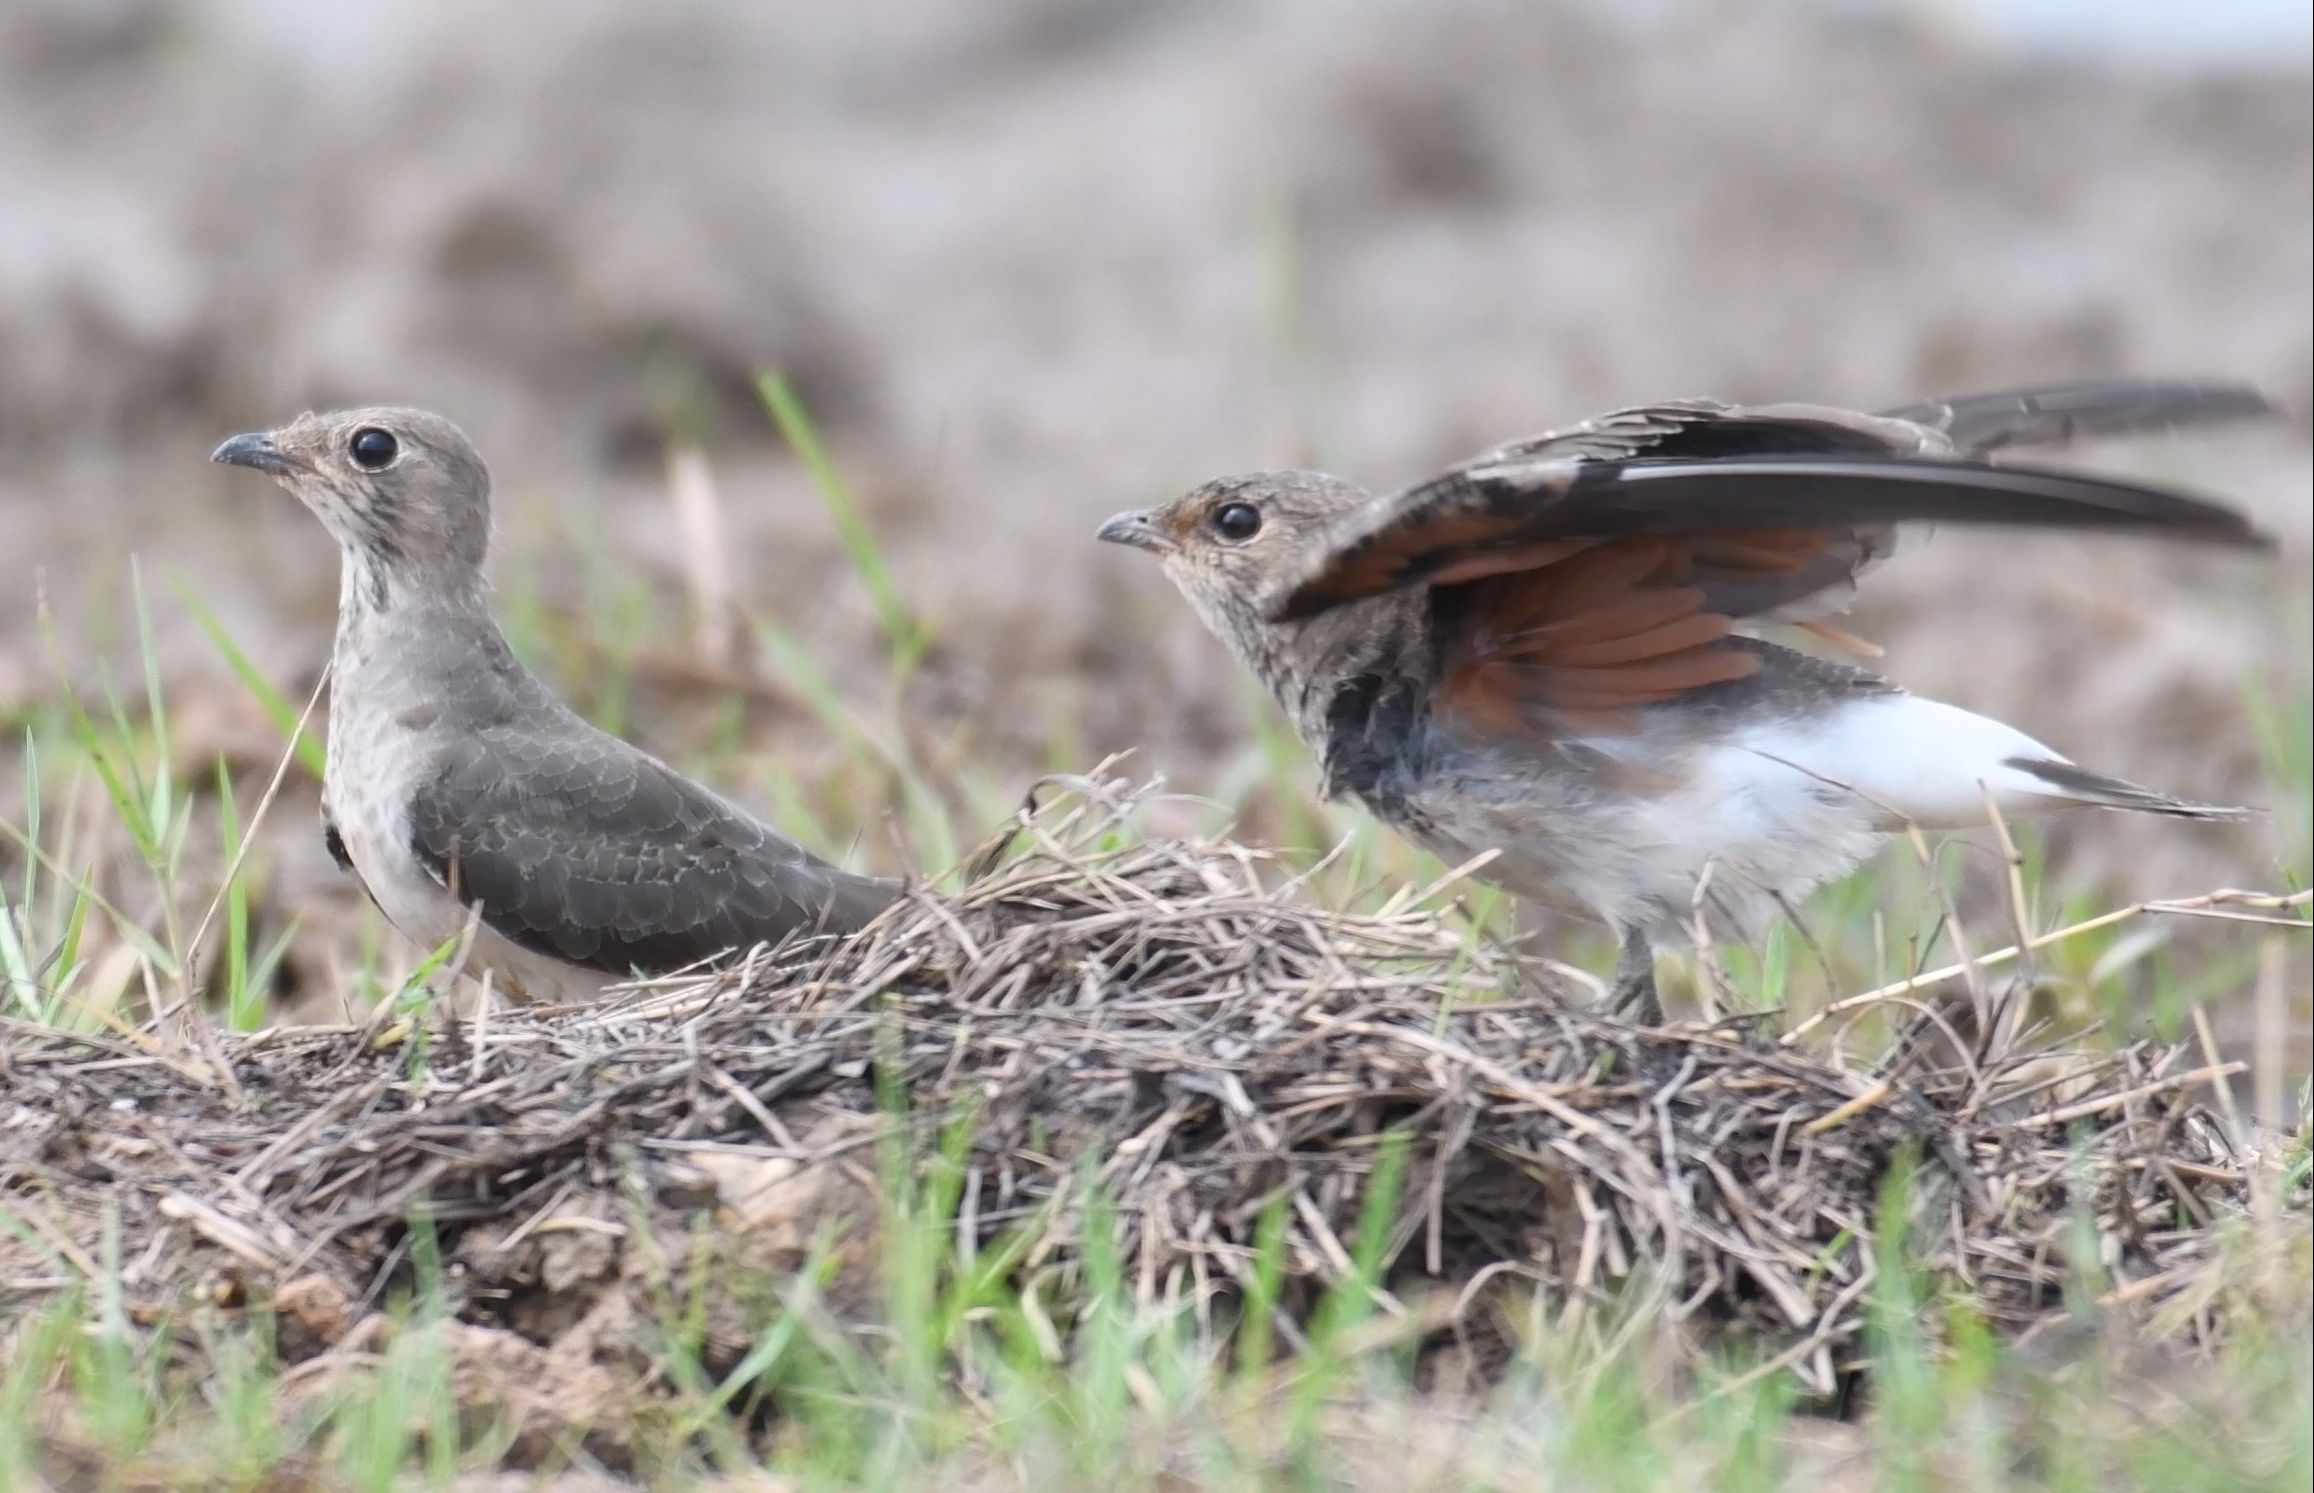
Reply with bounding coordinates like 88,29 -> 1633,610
0,0 -> 2307,1027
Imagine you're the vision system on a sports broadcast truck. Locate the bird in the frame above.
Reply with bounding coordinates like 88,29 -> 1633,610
213,407 -> 898,1003
1097,379 -> 2274,1022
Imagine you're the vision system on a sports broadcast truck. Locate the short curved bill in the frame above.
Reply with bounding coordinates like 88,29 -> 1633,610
1096,509 -> 1175,554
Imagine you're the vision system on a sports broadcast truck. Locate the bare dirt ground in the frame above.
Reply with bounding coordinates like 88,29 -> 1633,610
1,0 -> 2308,947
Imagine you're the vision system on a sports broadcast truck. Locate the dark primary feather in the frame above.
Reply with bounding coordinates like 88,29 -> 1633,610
1269,381 -> 2274,623
407,728 -> 896,977
1542,454 -> 2269,545
2005,757 -> 2250,821
1876,378 -> 2279,455
1425,399 -> 1908,479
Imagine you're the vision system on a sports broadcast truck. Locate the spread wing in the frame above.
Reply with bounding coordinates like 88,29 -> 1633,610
1875,377 -> 2278,455
1268,381 -> 2272,734
407,726 -> 896,977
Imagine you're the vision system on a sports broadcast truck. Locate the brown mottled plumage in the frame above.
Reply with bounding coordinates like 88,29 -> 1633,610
1100,380 -> 2272,1021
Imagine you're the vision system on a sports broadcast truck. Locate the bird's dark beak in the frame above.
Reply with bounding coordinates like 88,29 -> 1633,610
210,431 -> 298,476
1096,509 -> 1174,555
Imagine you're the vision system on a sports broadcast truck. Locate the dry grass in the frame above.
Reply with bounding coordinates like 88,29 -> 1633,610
4,777 -> 2303,1470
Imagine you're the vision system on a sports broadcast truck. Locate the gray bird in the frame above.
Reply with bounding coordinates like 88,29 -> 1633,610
214,407 -> 897,1003
1098,380 -> 2273,1022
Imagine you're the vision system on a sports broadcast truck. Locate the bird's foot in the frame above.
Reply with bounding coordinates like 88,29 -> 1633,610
1607,968 -> 1663,1025
1607,934 -> 1664,1025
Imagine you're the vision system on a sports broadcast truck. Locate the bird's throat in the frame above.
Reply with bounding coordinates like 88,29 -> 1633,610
1233,593 -> 1434,803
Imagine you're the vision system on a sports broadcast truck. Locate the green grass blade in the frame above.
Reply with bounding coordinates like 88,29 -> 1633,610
178,587 -> 328,779
1234,1192 -> 1290,1382
43,664 -> 156,861
18,728 -> 39,915
96,670 -> 159,839
756,618 -> 957,876
241,922 -> 300,1029
213,761 -> 260,1029
0,880 -> 39,1020
757,369 -> 929,675
130,559 -> 173,835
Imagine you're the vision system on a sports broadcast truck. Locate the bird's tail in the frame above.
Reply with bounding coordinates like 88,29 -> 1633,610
2004,756 -> 2253,820
1878,379 -> 2280,457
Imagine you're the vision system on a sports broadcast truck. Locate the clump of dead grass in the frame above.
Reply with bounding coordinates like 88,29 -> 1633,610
1,776 -> 2305,1448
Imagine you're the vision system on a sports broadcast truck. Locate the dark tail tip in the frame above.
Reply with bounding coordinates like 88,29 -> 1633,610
2005,756 -> 2255,821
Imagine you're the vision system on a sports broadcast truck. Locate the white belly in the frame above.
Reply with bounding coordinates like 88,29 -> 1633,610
1410,690 -> 2075,944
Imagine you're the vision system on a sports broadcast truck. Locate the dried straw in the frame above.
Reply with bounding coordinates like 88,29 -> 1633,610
0,777 -> 2298,1403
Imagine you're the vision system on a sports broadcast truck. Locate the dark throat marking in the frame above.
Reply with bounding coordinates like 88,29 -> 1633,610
1319,667 -> 1431,828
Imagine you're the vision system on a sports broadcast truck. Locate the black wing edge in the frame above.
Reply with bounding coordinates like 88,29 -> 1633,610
1557,454 -> 2272,547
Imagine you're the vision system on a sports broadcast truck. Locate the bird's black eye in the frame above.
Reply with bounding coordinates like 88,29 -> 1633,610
1209,502 -> 1262,542
348,427 -> 399,471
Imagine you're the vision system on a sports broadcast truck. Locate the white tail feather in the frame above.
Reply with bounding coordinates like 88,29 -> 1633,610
1738,693 -> 2246,829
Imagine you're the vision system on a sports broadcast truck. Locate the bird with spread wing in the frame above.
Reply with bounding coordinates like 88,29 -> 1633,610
1099,380 -> 2273,1021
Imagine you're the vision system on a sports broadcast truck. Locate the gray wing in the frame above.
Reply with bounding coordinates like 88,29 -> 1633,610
407,726 -> 896,977
1268,382 -> 2271,623
1875,378 -> 2278,456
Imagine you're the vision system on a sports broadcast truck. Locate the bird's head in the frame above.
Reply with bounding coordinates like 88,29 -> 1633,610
212,407 -> 494,579
1097,469 -> 1368,629
1097,469 -> 1388,694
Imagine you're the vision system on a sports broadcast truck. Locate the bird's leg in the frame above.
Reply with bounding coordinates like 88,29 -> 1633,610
1607,929 -> 1663,1024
